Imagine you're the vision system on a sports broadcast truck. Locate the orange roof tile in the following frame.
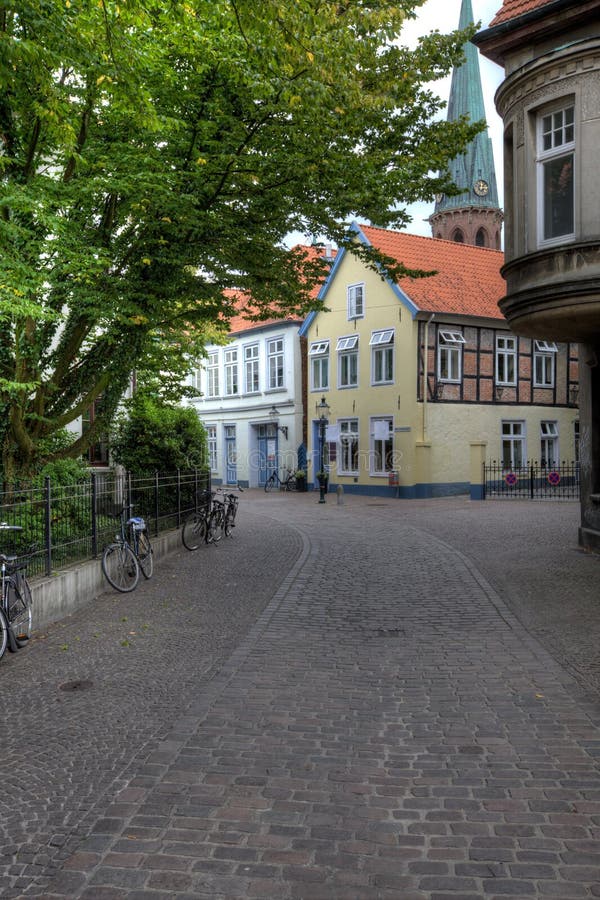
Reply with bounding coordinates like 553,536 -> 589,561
359,224 -> 505,320
489,0 -> 554,27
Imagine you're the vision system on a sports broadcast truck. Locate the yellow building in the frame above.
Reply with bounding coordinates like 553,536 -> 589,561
300,222 -> 580,498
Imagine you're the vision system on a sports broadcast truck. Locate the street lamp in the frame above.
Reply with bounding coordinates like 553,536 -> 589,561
268,404 -> 288,439
316,395 -> 330,503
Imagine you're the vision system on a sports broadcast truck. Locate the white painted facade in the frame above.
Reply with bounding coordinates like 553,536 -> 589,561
186,319 -> 303,488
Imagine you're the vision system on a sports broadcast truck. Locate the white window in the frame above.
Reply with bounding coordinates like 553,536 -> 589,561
540,421 -> 559,467
244,343 -> 259,393
192,365 -> 202,393
502,420 -> 525,469
437,330 -> 465,383
370,330 -> 394,385
347,283 -> 365,320
338,419 -> 359,474
206,425 -> 217,471
224,347 -> 239,395
310,340 -> 329,391
206,351 -> 219,398
533,340 -> 557,388
496,335 -> 517,386
267,338 -> 284,389
370,417 -> 393,475
337,335 -> 358,388
538,104 -> 575,244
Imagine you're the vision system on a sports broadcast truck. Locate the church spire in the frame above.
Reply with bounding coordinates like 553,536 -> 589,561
429,0 -> 503,248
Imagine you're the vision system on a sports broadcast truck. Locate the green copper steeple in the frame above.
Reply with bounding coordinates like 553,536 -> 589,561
430,0 -> 502,247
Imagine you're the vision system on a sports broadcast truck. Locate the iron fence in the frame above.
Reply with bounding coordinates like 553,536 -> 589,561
0,469 -> 210,578
483,461 -> 580,501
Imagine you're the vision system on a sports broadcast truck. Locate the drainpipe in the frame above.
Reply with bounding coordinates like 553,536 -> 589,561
422,314 -> 434,442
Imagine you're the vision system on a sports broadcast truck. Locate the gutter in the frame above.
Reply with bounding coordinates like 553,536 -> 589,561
422,313 -> 434,442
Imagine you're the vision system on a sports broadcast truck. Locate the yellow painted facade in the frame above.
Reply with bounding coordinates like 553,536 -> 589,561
304,244 -> 579,498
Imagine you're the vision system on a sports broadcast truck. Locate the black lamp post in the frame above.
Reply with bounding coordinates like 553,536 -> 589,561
316,395 -> 330,503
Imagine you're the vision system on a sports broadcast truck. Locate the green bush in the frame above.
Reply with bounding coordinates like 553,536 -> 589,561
110,394 -> 208,474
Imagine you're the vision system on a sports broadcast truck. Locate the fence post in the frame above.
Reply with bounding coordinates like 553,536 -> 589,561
45,476 -> 52,577
91,472 -> 98,558
177,469 -> 181,528
530,462 -> 534,500
154,471 -> 159,537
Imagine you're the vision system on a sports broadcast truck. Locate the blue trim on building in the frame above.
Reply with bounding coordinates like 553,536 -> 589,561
470,484 -> 485,501
322,481 -> 471,500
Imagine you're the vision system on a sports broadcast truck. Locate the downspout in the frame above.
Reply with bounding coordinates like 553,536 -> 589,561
422,314 -> 434,442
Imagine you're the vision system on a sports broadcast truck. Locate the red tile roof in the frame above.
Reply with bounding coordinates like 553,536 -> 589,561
489,0 -> 553,27
359,224 -> 505,320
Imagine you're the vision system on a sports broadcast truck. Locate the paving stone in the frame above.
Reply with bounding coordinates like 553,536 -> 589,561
2,495 -> 600,897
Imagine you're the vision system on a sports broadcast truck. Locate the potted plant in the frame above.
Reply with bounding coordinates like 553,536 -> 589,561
295,469 -> 307,491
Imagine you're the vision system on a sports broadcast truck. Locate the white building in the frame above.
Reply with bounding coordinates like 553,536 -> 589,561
186,311 -> 304,488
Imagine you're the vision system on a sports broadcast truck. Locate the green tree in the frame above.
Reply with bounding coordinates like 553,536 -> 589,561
0,0 -> 481,479
110,394 -> 208,474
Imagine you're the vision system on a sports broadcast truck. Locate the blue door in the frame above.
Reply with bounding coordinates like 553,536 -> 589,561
225,425 -> 237,485
257,424 -> 277,487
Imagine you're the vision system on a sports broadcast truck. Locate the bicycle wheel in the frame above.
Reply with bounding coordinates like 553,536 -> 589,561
136,530 -> 154,579
285,476 -> 298,492
224,503 -> 237,537
102,542 -> 139,592
7,576 -> 33,647
0,608 -> 8,660
182,513 -> 207,551
264,474 -> 276,493
207,507 -> 224,543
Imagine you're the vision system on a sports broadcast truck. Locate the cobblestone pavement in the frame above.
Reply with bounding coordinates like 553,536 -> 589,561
1,491 -> 600,898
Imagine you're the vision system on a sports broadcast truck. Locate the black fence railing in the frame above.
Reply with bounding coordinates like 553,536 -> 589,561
483,461 -> 580,501
0,469 -> 210,578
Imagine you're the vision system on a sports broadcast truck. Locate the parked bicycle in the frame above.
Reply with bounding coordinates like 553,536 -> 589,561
101,506 -> 153,593
264,468 -> 297,492
182,489 -> 213,551
0,523 -> 33,660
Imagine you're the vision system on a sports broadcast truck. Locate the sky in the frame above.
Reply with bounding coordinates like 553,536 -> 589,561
400,0 -> 505,237
286,0 -> 506,247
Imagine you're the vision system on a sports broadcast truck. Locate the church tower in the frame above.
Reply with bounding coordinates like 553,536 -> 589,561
429,0 -> 503,248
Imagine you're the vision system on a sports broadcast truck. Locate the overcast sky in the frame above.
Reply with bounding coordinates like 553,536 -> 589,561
400,0 -> 505,236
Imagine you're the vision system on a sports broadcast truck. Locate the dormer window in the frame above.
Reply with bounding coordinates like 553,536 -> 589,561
347,283 -> 364,320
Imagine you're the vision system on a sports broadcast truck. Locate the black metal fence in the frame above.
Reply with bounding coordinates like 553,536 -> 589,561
0,469 -> 210,578
483,461 -> 580,500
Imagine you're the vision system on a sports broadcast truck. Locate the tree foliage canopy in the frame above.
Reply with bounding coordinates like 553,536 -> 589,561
0,0 -> 481,478
110,393 -> 208,474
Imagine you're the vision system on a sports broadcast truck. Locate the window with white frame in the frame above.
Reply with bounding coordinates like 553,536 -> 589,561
540,420 -> 559,467
347,283 -> 365,320
192,364 -> 202,393
309,340 -> 329,391
224,347 -> 239,395
206,351 -> 219,398
244,343 -> 260,393
437,330 -> 465,383
496,335 -> 517,386
338,419 -> 359,474
502,420 -> 525,469
370,417 -> 393,474
370,330 -> 394,385
206,425 -> 217,471
337,335 -> 358,388
534,340 -> 557,388
538,103 -> 575,244
267,337 -> 284,389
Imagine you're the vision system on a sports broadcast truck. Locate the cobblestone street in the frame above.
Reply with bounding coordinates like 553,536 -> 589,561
1,492 -> 600,898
